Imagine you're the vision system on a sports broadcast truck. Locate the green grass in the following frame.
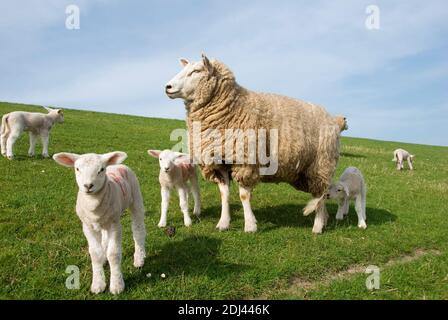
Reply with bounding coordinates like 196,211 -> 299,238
1,101 -> 447,300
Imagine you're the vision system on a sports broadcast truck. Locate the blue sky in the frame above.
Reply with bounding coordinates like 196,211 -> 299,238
1,0 -> 447,146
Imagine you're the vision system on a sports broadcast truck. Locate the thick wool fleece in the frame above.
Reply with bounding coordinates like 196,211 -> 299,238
185,60 -> 340,197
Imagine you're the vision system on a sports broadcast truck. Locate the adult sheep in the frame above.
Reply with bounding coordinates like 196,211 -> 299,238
165,54 -> 340,234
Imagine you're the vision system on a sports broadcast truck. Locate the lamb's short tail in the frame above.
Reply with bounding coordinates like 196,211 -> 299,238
303,195 -> 325,216
392,152 -> 398,162
1,114 -> 10,136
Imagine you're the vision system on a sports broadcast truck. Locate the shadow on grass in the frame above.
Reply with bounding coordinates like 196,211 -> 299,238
125,236 -> 248,290
251,203 -> 396,232
340,152 -> 366,159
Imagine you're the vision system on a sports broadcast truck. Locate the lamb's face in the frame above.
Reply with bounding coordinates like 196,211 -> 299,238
159,150 -> 177,173
74,155 -> 108,194
165,54 -> 214,102
326,183 -> 347,200
53,109 -> 64,123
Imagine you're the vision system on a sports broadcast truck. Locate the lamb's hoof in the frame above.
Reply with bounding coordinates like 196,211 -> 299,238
312,225 -> 324,234
184,218 -> 192,227
358,222 -> 367,229
216,220 -> 230,231
158,222 -> 167,228
1,152 -> 6,157
28,153 -> 34,157
133,255 -> 145,268
7,155 -> 14,160
90,280 -> 107,294
42,154 -> 50,158
193,210 -> 201,217
244,223 -> 257,233
109,276 -> 125,295
336,215 -> 344,221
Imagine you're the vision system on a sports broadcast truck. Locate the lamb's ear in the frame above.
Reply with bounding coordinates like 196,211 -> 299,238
147,150 -> 161,158
179,58 -> 189,67
343,184 -> 350,197
102,151 -> 127,166
201,53 -> 213,73
57,109 -> 64,114
53,153 -> 80,167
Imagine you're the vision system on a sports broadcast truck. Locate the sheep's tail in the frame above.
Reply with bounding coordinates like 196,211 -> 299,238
303,195 -> 325,216
392,151 -> 398,162
1,114 -> 10,136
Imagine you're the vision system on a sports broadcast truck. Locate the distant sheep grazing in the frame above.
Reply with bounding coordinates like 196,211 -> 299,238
326,167 -> 367,229
392,148 -> 414,170
165,54 -> 340,234
53,151 -> 146,295
1,107 -> 64,160
148,149 -> 201,228
334,116 -> 348,132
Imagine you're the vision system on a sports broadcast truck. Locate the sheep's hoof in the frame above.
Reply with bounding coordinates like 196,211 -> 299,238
216,220 -> 230,231
133,255 -> 145,268
7,155 -> 14,160
184,218 -> 192,227
90,280 -> 107,294
28,153 -> 34,157
158,222 -> 167,228
312,225 -> 324,234
336,215 -> 344,221
109,277 -> 125,295
42,154 -> 50,158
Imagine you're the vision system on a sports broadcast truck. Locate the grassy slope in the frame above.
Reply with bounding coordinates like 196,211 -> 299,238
0,102 -> 447,300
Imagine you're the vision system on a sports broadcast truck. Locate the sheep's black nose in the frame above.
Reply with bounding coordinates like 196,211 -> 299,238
84,184 -> 94,190
165,84 -> 172,90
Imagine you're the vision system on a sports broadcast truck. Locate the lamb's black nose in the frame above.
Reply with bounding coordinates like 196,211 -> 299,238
165,84 -> 172,90
84,184 -> 94,190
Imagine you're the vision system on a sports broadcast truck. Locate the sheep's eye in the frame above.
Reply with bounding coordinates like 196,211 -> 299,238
76,168 -> 80,172
337,189 -> 342,192
188,70 -> 200,76
159,158 -> 162,161
98,167 -> 105,174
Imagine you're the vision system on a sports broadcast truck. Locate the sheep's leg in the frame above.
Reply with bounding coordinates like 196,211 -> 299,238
355,195 -> 367,229
28,132 -> 37,157
239,185 -> 257,233
190,174 -> 201,217
130,188 -> 146,268
158,186 -> 170,228
312,199 -> 328,234
106,223 -> 124,295
407,158 -> 414,170
216,172 -> 231,231
6,129 -> 21,160
40,132 -> 49,158
82,223 -> 107,294
178,186 -> 192,227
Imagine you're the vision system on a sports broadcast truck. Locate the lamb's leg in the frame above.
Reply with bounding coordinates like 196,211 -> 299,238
6,129 -> 20,160
216,172 -> 231,231
190,174 -> 201,217
130,187 -> 146,267
158,186 -> 170,228
239,185 -> 257,233
355,195 -> 367,229
41,132 -> 49,158
178,185 -> 192,227
28,132 -> 37,157
335,198 -> 348,220
0,131 -> 7,157
106,223 -> 124,295
82,223 -> 107,294
407,158 -> 414,170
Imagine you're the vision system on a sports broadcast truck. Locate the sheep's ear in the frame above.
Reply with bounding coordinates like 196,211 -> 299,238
53,153 -> 79,167
102,151 -> 127,166
57,109 -> 64,114
201,53 -> 213,73
147,150 -> 161,158
179,58 -> 189,67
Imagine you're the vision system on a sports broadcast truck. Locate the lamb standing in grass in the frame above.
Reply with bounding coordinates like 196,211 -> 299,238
326,167 -> 367,229
53,151 -> 146,295
165,54 -> 340,234
392,148 -> 414,170
148,149 -> 201,228
1,107 -> 64,160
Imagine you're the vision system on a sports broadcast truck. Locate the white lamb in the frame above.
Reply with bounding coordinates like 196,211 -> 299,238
326,167 -> 367,229
1,107 -> 64,160
148,149 -> 201,228
392,148 -> 414,170
53,151 -> 146,295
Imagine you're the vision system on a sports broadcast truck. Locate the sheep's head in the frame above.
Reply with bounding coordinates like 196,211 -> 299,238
326,182 -> 349,200
165,53 -> 218,106
53,151 -> 127,194
148,149 -> 187,173
44,106 -> 65,123
334,116 -> 348,132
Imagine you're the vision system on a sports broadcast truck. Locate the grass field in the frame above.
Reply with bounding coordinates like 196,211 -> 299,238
1,101 -> 447,300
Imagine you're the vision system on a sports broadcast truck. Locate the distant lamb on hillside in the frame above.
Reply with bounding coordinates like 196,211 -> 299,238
392,148 -> 415,170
